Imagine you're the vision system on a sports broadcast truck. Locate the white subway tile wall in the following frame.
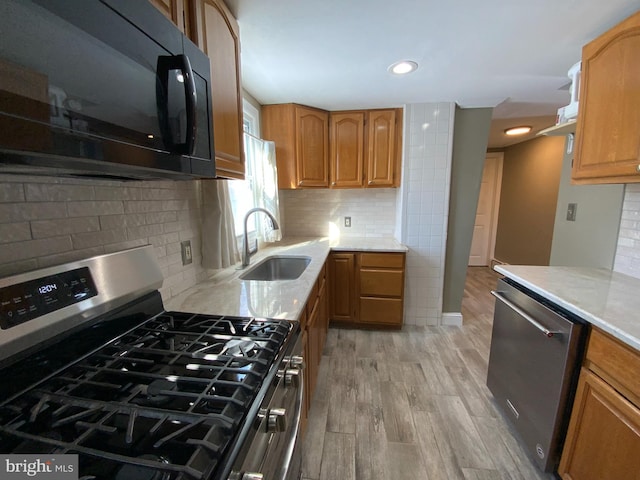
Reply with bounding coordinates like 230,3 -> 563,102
397,103 -> 455,326
280,188 -> 397,238
0,174 -> 207,303
614,184 -> 640,278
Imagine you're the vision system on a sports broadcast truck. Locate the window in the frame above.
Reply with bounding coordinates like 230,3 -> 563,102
228,99 -> 281,251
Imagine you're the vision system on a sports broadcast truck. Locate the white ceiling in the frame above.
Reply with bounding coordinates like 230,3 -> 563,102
226,0 -> 639,134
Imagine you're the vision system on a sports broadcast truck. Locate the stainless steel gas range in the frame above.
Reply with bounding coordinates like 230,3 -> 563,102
0,246 -> 303,480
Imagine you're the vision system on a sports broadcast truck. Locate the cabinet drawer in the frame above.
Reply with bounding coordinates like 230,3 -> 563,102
360,269 -> 403,297
587,328 -> 640,404
359,297 -> 403,325
359,252 -> 404,269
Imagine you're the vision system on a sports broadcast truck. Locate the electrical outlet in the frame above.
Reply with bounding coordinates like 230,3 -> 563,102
181,240 -> 193,265
344,216 -> 351,228
566,203 -> 577,222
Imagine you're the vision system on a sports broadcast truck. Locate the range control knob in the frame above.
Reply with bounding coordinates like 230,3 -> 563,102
267,408 -> 287,433
287,355 -> 305,369
227,472 -> 263,480
242,474 -> 264,480
285,368 -> 301,388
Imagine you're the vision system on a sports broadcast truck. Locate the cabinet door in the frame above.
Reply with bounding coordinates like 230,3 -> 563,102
559,368 -> 640,480
295,106 -> 329,187
262,104 -> 297,189
307,300 -> 320,401
300,327 -> 309,436
329,253 -> 356,322
366,110 -> 397,187
330,112 -> 365,188
193,0 -> 245,179
149,0 -> 185,32
318,275 -> 328,353
572,12 -> 640,184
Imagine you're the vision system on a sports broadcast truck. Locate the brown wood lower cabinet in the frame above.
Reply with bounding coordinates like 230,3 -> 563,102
301,260 -> 329,434
559,328 -> 640,480
328,251 -> 405,328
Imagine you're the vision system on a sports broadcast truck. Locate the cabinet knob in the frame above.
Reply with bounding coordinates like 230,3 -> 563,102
636,164 -> 640,173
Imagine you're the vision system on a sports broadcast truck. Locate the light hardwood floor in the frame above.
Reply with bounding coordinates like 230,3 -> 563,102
301,267 -> 557,480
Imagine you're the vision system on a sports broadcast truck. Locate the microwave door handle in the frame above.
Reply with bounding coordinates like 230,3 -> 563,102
179,54 -> 197,156
156,54 -> 197,156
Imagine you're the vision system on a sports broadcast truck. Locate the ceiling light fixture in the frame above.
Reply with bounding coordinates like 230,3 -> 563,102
388,60 -> 418,75
504,126 -> 532,136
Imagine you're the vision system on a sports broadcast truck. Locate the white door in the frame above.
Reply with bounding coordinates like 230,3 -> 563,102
469,153 -> 503,266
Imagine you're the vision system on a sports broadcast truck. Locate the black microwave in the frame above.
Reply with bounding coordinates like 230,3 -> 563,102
0,0 -> 215,180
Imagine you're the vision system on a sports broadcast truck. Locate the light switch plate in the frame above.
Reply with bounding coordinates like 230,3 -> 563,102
181,240 -> 193,265
566,203 -> 577,221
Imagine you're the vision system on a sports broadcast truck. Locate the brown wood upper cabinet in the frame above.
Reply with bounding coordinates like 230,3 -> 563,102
148,0 -> 192,36
572,11 -> 640,184
191,0 -> 245,179
262,104 -> 329,189
264,104 -> 403,189
330,109 -> 402,188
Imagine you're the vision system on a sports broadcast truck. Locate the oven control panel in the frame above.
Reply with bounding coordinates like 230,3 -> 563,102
0,267 -> 98,329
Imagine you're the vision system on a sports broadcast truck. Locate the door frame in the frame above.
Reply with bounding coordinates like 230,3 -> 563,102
470,152 -> 504,266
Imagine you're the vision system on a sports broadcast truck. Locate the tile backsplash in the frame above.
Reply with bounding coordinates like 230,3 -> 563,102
614,184 -> 640,278
0,174 -> 207,302
280,188 -> 397,237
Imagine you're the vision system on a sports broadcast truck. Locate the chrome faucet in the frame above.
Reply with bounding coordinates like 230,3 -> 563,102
241,208 -> 280,268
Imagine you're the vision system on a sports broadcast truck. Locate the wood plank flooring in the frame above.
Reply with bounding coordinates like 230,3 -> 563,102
301,267 -> 557,480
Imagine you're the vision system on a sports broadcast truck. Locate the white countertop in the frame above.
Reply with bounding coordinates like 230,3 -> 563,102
165,236 -> 406,321
495,265 -> 640,351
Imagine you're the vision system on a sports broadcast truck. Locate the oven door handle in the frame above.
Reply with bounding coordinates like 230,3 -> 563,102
278,367 -> 304,480
491,290 -> 562,338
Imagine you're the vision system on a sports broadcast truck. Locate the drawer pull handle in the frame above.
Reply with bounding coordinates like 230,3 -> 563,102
491,290 -> 562,338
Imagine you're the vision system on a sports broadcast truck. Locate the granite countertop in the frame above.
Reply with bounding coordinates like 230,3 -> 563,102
495,265 -> 640,351
165,236 -> 407,321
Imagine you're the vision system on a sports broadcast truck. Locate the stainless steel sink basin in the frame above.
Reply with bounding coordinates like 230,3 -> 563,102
240,255 -> 311,281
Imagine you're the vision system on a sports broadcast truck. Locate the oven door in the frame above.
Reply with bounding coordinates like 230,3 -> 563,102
229,329 -> 304,480
0,0 -> 214,179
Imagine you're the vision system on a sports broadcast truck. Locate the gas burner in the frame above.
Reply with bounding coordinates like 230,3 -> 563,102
141,379 -> 177,406
114,455 -> 171,480
222,339 -> 258,357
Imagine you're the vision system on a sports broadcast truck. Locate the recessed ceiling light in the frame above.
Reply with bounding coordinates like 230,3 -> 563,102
504,126 -> 532,136
388,60 -> 418,75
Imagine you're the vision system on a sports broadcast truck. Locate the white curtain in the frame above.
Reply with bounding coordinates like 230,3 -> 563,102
245,136 -> 282,243
201,180 -> 240,269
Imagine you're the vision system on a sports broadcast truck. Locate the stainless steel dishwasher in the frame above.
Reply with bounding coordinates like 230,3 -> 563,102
487,277 -> 586,473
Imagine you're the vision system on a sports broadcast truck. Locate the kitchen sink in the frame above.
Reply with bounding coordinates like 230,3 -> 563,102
240,255 -> 311,281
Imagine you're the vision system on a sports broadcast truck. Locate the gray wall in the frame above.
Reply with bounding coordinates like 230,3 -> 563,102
442,107 -> 493,314
549,136 -> 624,268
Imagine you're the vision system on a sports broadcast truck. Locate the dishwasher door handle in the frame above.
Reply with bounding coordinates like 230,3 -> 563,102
491,290 -> 562,338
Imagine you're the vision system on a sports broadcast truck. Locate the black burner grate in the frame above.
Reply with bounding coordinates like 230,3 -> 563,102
0,313 -> 292,480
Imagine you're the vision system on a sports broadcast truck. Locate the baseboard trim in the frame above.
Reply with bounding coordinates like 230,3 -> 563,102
441,312 -> 463,326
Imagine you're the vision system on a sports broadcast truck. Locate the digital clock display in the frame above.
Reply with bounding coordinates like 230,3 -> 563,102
0,267 -> 97,329
38,284 -> 58,294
